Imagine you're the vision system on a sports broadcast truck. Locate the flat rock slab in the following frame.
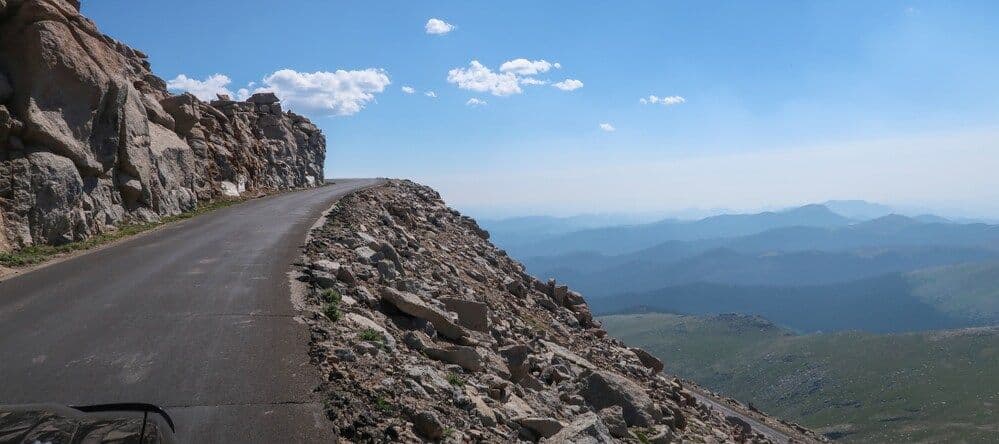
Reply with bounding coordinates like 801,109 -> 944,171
380,287 -> 468,341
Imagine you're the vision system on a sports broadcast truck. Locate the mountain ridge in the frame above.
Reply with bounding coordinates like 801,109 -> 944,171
504,203 -> 854,257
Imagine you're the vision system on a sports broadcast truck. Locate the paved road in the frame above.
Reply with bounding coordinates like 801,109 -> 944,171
688,388 -> 806,444
0,179 -> 381,442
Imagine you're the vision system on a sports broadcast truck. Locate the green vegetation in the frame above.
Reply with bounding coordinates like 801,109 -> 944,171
320,288 -> 344,322
358,328 -> 382,343
0,198 -> 245,268
446,372 -> 465,387
909,261 -> 999,322
323,302 -> 341,322
589,260 -> 999,333
374,395 -> 393,413
601,312 -> 999,443
321,288 -> 342,304
632,428 -> 652,444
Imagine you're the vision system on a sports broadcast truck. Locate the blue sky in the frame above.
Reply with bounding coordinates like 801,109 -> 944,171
84,1 -> 999,218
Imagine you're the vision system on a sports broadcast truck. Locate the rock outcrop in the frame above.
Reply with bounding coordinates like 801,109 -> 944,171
0,0 -> 324,252
299,180 -> 825,443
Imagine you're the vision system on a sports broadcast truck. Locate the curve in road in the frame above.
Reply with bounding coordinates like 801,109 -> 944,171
0,179 -> 382,443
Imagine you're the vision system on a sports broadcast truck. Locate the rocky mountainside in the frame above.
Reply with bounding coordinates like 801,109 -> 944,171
0,0 -> 325,252
297,180 -> 824,443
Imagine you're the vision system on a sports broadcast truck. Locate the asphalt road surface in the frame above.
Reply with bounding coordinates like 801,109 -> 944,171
0,179 -> 381,443
687,387 -> 803,444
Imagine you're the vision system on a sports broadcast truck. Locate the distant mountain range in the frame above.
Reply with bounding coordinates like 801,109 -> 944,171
502,204 -> 858,257
521,214 -> 999,297
484,202 -> 999,335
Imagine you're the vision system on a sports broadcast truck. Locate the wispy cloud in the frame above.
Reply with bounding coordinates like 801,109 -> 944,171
425,18 -> 454,35
425,91 -> 438,98
401,86 -> 415,94
519,77 -> 548,86
499,59 -> 559,76
640,95 -> 685,106
599,123 -> 616,132
466,98 -> 488,107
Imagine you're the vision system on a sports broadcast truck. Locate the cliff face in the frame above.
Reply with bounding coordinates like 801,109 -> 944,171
299,180 -> 824,443
0,0 -> 325,251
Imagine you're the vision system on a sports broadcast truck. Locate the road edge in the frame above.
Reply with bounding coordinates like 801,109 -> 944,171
0,186 -> 332,283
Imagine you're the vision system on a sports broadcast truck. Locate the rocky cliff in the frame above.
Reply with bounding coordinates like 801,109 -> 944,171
0,0 -> 325,252
298,180 -> 825,443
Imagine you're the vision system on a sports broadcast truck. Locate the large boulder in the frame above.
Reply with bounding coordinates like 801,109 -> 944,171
598,406 -> 629,438
579,370 -> 662,427
544,413 -> 613,444
425,345 -> 486,372
515,416 -> 564,438
425,344 -> 509,377
380,287 -> 468,341
631,347 -> 665,374
441,297 -> 490,332
246,92 -> 279,104
499,343 -> 533,382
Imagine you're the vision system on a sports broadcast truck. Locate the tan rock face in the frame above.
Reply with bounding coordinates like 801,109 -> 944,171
0,0 -> 325,251
298,180 -> 827,443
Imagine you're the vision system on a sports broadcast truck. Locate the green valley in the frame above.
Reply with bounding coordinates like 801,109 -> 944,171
600,312 -> 999,443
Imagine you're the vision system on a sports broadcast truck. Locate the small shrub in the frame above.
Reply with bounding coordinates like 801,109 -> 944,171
321,288 -> 342,304
359,328 -> 382,343
323,302 -> 341,321
633,429 -> 651,444
374,396 -> 393,413
446,372 -> 465,387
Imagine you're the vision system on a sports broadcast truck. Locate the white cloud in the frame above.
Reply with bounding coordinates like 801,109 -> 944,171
425,18 -> 454,35
254,68 -> 390,116
499,59 -> 558,75
447,61 -> 522,96
169,69 -> 390,116
640,95 -> 685,106
425,91 -> 438,98
401,86 -> 415,94
519,77 -> 548,86
552,79 -> 584,91
599,123 -> 616,132
466,98 -> 488,107
166,74 -> 236,101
